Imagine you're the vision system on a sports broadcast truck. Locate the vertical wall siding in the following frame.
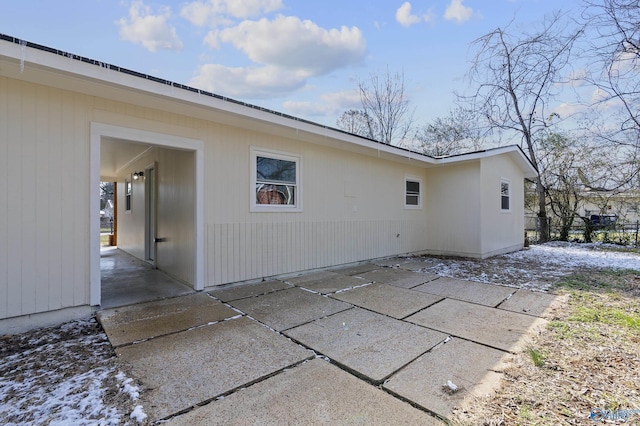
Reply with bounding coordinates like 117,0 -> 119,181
479,155 -> 525,255
1,74 -> 428,319
201,123 -> 429,286
207,220 -> 426,285
0,76 -> 10,319
0,78 -> 90,319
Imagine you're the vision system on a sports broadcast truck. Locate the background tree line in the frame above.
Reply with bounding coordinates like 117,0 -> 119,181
336,0 -> 639,243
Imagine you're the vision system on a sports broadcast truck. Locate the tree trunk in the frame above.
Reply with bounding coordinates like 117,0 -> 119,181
535,175 -> 550,242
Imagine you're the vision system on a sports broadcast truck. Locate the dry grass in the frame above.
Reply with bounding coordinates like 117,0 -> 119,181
451,270 -> 640,425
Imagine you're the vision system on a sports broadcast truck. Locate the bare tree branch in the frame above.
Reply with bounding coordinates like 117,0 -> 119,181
462,11 -> 583,242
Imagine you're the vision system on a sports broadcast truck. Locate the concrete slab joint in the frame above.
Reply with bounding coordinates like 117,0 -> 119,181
92,263 -> 560,424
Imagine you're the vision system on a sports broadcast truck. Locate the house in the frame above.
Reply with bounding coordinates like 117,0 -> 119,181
0,35 -> 538,333
524,186 -> 640,233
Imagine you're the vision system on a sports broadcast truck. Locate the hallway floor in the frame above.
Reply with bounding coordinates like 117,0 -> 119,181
100,247 -> 194,309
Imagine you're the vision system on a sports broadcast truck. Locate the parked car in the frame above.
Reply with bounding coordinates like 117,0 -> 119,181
590,214 -> 617,227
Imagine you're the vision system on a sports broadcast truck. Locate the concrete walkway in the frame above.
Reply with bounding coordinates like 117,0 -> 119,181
97,257 -> 560,424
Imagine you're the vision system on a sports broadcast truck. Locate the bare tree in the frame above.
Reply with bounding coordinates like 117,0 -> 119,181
539,133 -> 585,240
463,12 -> 583,242
357,68 -> 414,146
414,107 -> 484,157
583,0 -> 640,135
336,109 -> 377,139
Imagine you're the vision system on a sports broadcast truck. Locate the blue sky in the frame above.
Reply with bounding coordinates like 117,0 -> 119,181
0,0 -> 581,129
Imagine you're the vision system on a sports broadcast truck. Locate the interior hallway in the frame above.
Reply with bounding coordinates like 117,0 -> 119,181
100,247 -> 194,309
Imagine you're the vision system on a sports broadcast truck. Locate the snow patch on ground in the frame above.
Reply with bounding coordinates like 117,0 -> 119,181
0,317 -> 144,425
421,242 -> 640,291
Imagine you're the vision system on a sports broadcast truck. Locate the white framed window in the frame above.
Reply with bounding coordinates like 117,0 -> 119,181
405,176 -> 422,209
250,147 -> 302,212
501,178 -> 510,212
125,177 -> 132,212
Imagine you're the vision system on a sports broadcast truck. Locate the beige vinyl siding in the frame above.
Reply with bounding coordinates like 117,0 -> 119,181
9,72 -> 549,322
424,161 -> 482,257
0,75 -> 430,318
202,126 -> 428,285
479,155 -> 525,256
208,220 -> 424,284
0,78 -> 90,319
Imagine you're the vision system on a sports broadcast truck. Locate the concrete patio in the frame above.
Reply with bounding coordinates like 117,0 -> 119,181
97,257 -> 559,424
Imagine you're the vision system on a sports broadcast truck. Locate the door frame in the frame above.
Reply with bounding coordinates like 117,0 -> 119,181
144,162 -> 157,265
90,122 -> 205,306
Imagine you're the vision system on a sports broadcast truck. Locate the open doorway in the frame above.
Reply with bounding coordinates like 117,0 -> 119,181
90,123 -> 204,308
100,181 -> 116,247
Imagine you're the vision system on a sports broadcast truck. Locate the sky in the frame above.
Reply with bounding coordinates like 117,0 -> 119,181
0,0 -> 583,130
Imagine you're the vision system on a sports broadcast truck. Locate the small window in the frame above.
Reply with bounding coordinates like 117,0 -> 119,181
405,177 -> 421,208
501,179 -> 510,211
251,148 -> 301,212
125,177 -> 132,211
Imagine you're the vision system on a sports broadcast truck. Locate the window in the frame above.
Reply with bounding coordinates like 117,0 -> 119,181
125,177 -> 132,211
405,177 -> 421,208
501,179 -> 510,211
251,148 -> 301,211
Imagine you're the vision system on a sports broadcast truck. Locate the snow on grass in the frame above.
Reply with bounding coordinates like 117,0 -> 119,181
130,405 -> 147,423
0,317 -> 144,425
420,242 -> 640,291
508,241 -> 640,270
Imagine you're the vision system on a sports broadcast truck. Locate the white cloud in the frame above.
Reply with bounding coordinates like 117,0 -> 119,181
117,1 -> 183,52
283,90 -> 361,117
591,87 -> 611,103
218,15 -> 366,75
444,0 -> 473,23
185,6 -> 366,101
189,64 -> 309,98
396,2 -> 421,27
203,30 -> 220,49
180,0 -> 283,27
395,2 -> 434,27
552,102 -> 589,119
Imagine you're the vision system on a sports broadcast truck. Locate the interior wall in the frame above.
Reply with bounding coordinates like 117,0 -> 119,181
156,148 -> 195,285
116,146 -> 195,285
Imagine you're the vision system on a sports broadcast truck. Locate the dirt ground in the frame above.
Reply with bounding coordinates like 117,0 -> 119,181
1,243 -> 639,425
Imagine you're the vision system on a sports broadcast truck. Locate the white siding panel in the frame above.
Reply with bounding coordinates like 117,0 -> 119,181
21,83 -> 37,315
0,77 -> 9,319
206,220 -> 426,285
6,80 -> 22,317
35,85 -> 50,313
47,88 -> 63,311
60,91 -> 77,309
72,95 -> 89,306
